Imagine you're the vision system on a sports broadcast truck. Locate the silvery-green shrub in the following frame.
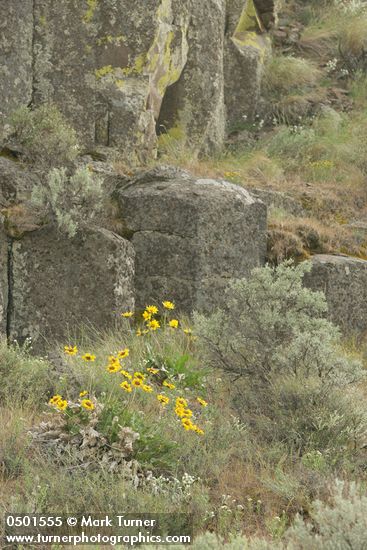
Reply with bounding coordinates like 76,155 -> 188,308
31,166 -> 103,238
195,261 -> 366,458
8,104 -> 79,170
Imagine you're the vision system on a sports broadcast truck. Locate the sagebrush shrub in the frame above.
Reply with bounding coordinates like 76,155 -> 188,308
285,480 -> 367,549
195,261 -> 366,457
7,104 -> 79,170
31,166 -> 104,237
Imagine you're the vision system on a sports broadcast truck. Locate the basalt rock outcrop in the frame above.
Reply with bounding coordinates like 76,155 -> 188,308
0,161 -> 267,347
304,254 -> 367,335
5,225 -> 135,346
0,0 -> 278,162
113,167 -> 267,312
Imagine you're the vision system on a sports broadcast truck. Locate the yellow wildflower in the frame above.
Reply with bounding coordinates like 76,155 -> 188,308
146,305 -> 158,315
49,394 -> 62,406
142,384 -> 153,393
162,301 -> 175,310
121,311 -> 134,318
64,345 -> 78,356
134,372 -> 145,381
197,397 -> 208,407
175,406 -> 192,418
121,370 -> 132,380
176,397 -> 188,408
224,171 -> 240,179
142,311 -> 152,321
163,380 -> 175,390
181,418 -> 195,431
79,391 -> 88,398
82,353 -> 96,362
183,328 -> 192,335
81,399 -> 95,411
194,426 -> 205,435
136,328 -> 142,336
148,319 -> 160,331
120,381 -> 132,393
147,367 -> 159,375
56,399 -> 68,411
169,319 -> 179,329
107,363 -> 121,373
132,378 -> 143,388
157,394 -> 170,405
117,348 -> 129,359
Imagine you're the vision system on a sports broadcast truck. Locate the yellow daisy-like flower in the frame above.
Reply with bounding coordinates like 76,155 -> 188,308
142,311 -> 152,321
148,319 -> 160,331
194,426 -> 204,435
81,399 -> 95,411
64,345 -> 78,356
145,305 -> 158,315
169,319 -> 179,329
162,301 -> 175,310
107,363 -> 121,373
132,378 -> 143,388
163,380 -> 175,390
197,397 -> 208,407
183,328 -> 193,335
147,367 -> 159,375
134,372 -> 145,381
82,353 -> 96,362
136,328 -> 143,336
121,370 -> 132,380
157,394 -> 170,405
176,397 -> 188,408
181,418 -> 195,431
56,399 -> 68,411
142,384 -> 153,393
120,381 -> 132,393
117,348 -> 129,359
181,408 -> 193,418
175,407 -> 186,418
49,394 -> 62,406
79,391 -> 88,398
121,311 -> 134,318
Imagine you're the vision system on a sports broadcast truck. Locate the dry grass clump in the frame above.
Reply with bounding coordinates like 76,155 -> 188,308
263,56 -> 321,97
262,55 -> 324,123
339,14 -> 367,71
267,209 -> 367,264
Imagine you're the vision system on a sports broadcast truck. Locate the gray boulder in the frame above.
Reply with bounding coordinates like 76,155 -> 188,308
0,1 -> 33,144
304,254 -> 367,334
224,0 -> 273,129
157,0 -> 226,155
8,226 -> 135,347
114,167 -> 267,313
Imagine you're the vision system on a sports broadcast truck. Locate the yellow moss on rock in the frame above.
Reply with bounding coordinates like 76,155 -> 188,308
234,0 -> 263,34
83,0 -> 98,24
121,53 -> 147,76
232,0 -> 271,62
146,0 -> 189,117
95,65 -> 114,79
96,35 -> 126,46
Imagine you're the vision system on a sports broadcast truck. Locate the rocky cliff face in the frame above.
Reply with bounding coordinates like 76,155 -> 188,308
0,162 -> 267,347
2,0 -> 367,348
0,0 -> 276,162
